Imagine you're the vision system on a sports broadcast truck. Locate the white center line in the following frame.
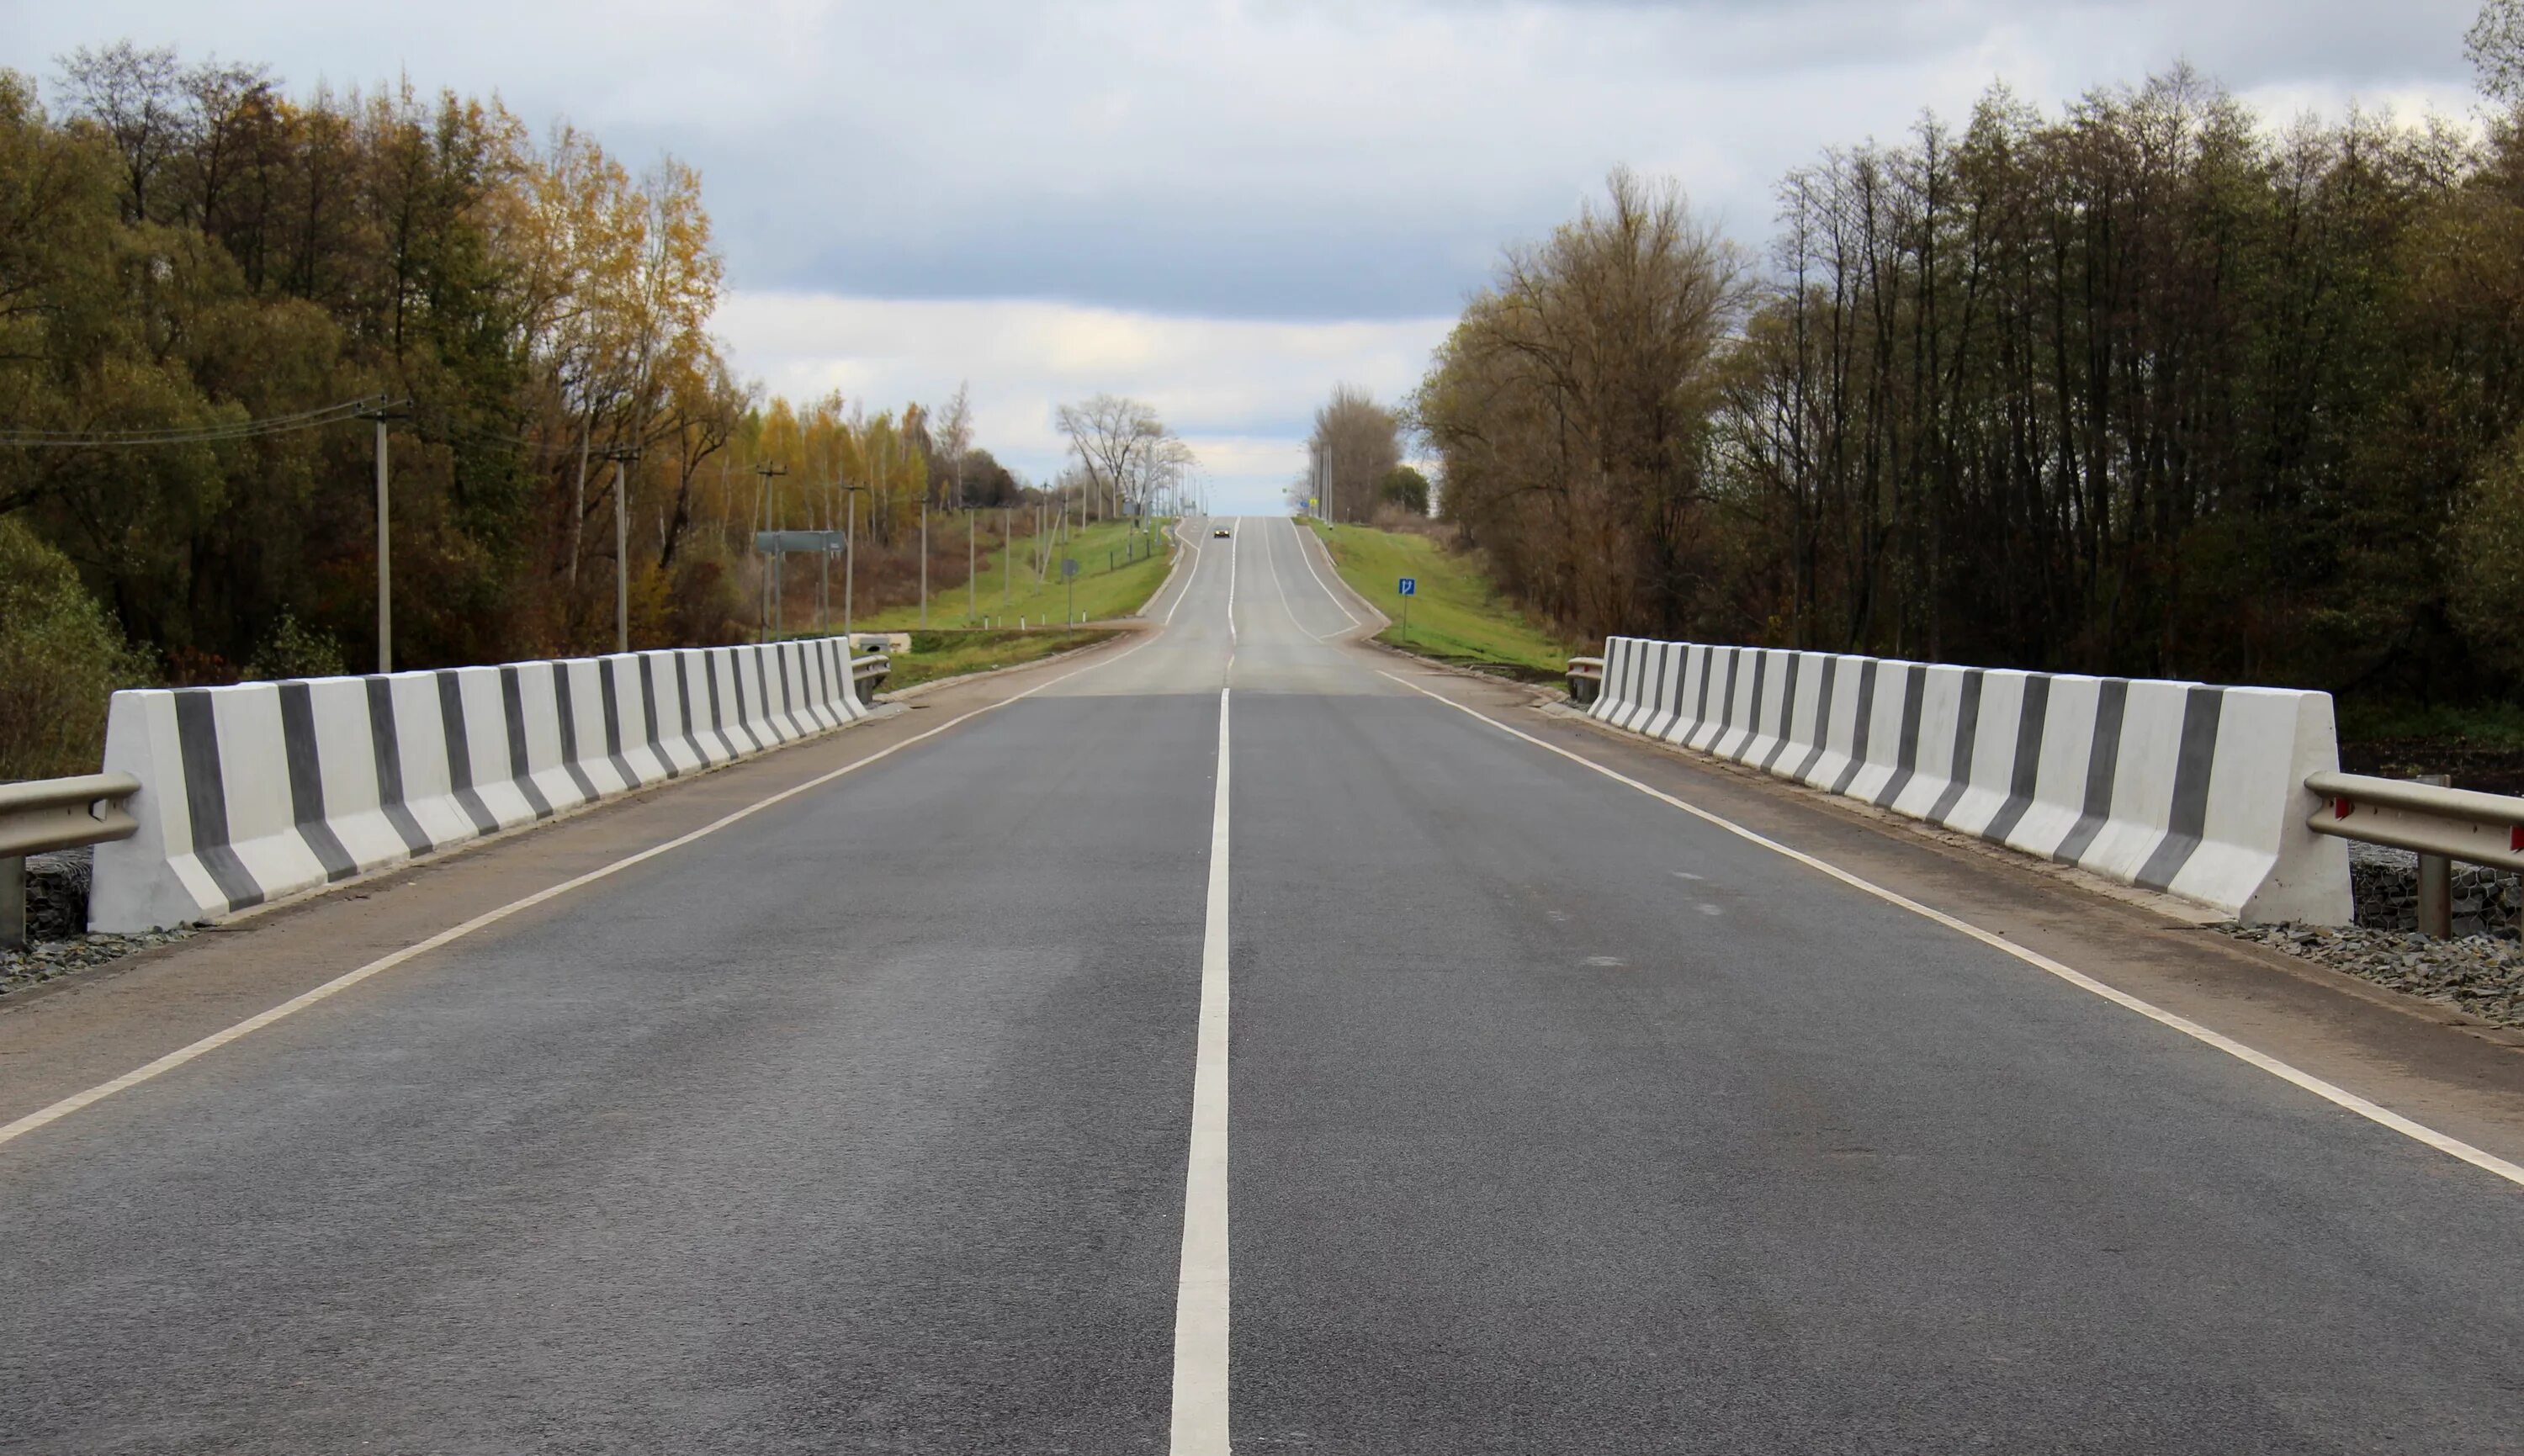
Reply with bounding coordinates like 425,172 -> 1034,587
1170,686 -> 1233,1454
1376,667 -> 2524,1194
1225,523 -> 1239,646
0,633 -> 1168,1153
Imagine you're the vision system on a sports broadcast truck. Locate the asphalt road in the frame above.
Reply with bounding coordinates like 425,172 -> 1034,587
5,516 -> 2524,1453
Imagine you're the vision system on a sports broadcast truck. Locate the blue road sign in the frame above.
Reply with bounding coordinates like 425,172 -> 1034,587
1398,577 -> 1417,596
1063,558 -> 1080,579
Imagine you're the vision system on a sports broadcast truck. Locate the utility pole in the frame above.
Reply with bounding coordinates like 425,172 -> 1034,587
1003,506 -> 1013,611
920,498 -> 930,629
374,412 -> 392,673
841,482 -> 870,640
752,462 -> 787,641
607,450 -> 638,654
968,506 -> 977,623
362,396 -> 407,672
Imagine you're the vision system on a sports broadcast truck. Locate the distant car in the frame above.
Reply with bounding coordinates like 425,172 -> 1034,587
1212,527 -> 1232,537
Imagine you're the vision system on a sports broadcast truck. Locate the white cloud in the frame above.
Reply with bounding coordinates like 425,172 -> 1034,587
19,0 -> 2489,315
713,292 -> 1451,514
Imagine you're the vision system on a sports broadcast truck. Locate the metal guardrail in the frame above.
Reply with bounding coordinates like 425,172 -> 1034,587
1567,656 -> 1604,707
852,653 -> 891,696
1,773 -> 141,949
2306,770 -> 2524,937
2305,771 -> 2524,871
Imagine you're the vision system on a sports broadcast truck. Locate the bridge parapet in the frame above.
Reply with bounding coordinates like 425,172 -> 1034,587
1588,636 -> 2351,926
90,637 -> 878,933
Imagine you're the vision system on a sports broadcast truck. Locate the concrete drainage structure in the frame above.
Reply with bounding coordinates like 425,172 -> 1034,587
91,638 -> 872,933
1589,638 -> 2352,926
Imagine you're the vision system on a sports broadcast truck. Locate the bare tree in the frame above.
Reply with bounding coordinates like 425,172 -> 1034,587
1415,168 -> 1746,636
1306,384 -> 1403,523
2474,0 -> 2524,103
933,381 -> 974,510
1056,393 -> 1176,521
58,43 -> 186,223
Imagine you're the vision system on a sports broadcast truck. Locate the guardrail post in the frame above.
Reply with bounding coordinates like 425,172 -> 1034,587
2417,773 -> 2453,938
2,855 -> 24,951
2418,854 -> 2452,938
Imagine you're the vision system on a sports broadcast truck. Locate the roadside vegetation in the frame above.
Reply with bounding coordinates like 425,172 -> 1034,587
0,520 -> 154,779
879,628 -> 1120,691
850,519 -> 1174,631
1306,519 -> 1585,682
1281,3 -> 2524,781
0,45 -> 1197,779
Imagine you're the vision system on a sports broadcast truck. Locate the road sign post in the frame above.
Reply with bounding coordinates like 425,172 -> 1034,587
1398,576 -> 1416,629
1063,556 -> 1079,625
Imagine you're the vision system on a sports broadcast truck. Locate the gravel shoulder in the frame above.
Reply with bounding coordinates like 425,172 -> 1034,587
3,929 -> 194,999
2217,922 -> 2524,1029
0,848 -> 192,1000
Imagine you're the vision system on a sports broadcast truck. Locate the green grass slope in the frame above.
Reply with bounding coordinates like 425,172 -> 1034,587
1306,521 -> 1587,681
854,518 -> 1175,630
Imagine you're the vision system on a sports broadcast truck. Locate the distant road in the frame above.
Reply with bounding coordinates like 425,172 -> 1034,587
5,516 -> 2523,1453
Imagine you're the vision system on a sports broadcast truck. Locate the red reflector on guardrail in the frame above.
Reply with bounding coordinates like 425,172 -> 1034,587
2336,797 -> 2353,819
2512,824 -> 2523,854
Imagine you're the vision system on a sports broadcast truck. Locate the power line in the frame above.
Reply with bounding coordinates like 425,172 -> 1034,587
0,394 -> 639,461
0,395 -> 395,447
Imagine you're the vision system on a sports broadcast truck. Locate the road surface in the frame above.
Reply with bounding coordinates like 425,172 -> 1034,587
5,516 -> 2524,1453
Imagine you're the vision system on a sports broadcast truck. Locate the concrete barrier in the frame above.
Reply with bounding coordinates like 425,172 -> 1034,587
1588,637 -> 2351,924
90,638 -> 872,932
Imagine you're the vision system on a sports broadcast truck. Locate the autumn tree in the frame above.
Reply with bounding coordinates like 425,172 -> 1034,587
0,43 -> 1007,704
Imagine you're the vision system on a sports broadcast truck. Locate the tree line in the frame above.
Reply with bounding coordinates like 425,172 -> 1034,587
1419,4 -> 2524,707
0,45 -> 1205,775
0,45 -> 1080,684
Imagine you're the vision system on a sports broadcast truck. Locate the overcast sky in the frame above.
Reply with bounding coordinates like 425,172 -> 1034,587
5,0 -> 2491,512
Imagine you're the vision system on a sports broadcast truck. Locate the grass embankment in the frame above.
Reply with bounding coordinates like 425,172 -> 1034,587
880,628 -> 1119,691
1305,520 -> 1587,681
855,518 -> 1174,630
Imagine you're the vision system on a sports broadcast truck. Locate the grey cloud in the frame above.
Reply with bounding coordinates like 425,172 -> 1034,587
16,0 -> 2494,325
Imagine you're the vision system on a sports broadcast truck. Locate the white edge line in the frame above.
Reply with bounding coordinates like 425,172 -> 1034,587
1266,518 -> 1338,643
1169,686 -> 1233,1454
1290,519 -> 1366,630
1374,667 -> 2524,1193
1260,517 -> 1317,639
0,632 -> 1168,1152
1224,522 -> 1238,647
1160,522 -> 1204,627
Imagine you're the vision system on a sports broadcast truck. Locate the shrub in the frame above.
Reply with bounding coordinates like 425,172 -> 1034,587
2452,426 -> 2524,686
243,611 -> 347,680
1379,464 -> 1432,516
0,518 -> 156,780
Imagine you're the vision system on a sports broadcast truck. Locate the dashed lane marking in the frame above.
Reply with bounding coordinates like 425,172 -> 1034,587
1169,686 -> 1233,1454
